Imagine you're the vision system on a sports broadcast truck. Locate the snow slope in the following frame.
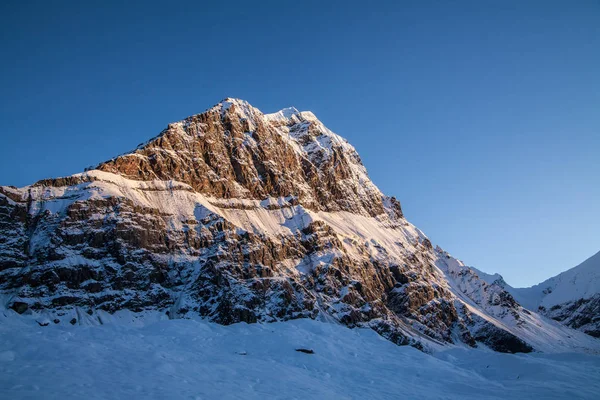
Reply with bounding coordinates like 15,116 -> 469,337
436,252 -> 600,353
510,251 -> 600,310
0,311 -> 599,400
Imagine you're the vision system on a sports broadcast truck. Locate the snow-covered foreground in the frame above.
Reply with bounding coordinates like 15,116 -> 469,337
1,316 -> 599,400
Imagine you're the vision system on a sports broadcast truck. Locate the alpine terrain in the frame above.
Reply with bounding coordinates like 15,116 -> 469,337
474,251 -> 600,338
1,98 -> 598,354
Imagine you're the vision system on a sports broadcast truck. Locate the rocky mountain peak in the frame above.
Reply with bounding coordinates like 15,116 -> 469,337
95,99 -> 389,218
266,106 -> 301,121
209,97 -> 261,119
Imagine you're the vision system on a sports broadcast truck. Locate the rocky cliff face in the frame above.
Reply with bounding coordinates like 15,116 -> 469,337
96,100 -> 387,218
542,294 -> 600,338
1,98 -> 597,353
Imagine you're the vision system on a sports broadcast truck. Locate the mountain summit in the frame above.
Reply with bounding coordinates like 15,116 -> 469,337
97,98 -> 390,218
0,99 -> 598,353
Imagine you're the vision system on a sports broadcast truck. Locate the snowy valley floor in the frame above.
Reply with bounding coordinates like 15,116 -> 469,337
1,314 -> 599,400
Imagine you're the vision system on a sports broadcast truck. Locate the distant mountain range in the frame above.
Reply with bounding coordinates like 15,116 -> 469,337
474,251 -> 600,338
1,98 -> 598,353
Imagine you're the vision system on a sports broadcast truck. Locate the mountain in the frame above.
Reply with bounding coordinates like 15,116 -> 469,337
0,98 -> 598,353
475,251 -> 600,338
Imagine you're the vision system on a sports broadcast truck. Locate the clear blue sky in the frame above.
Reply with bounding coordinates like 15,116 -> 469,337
1,1 -> 598,287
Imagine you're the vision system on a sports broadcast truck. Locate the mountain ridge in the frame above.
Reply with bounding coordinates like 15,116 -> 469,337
473,251 -> 600,338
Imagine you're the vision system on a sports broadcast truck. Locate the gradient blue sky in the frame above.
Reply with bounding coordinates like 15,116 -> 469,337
1,1 -> 598,287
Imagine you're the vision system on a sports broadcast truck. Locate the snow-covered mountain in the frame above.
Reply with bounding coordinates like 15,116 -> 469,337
0,98 -> 598,353
476,251 -> 600,338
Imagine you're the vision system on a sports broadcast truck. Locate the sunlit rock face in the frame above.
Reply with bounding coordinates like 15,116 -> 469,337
1,98 -> 597,354
97,99 -> 387,218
